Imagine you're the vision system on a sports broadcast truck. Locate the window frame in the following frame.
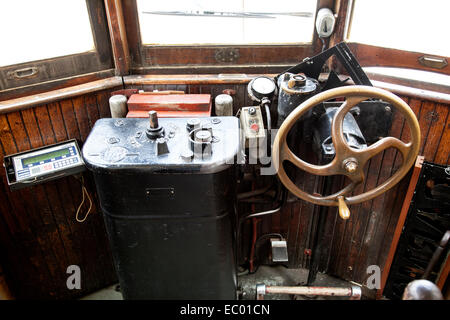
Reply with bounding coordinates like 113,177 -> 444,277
338,0 -> 450,76
0,0 -> 114,99
123,0 -> 332,74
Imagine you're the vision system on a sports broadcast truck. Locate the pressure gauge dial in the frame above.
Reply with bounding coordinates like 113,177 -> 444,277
247,76 -> 277,102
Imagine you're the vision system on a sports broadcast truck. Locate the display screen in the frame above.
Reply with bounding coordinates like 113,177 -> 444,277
22,148 -> 70,166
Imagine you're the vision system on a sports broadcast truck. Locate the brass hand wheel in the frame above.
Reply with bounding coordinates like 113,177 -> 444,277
272,85 -> 420,219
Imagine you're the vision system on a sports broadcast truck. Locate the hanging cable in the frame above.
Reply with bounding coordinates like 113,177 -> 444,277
320,37 -> 327,52
75,175 -> 93,223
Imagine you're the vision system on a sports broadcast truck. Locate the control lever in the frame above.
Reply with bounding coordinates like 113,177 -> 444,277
337,196 -> 350,220
146,111 -> 164,139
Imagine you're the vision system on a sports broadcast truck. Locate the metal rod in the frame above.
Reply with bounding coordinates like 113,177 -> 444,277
267,286 -> 352,296
256,284 -> 362,300
148,110 -> 159,129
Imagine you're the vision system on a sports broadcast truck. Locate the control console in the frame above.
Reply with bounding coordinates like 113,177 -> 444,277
82,113 -> 241,174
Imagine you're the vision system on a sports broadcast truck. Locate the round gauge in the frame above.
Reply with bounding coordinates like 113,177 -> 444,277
248,76 -> 276,102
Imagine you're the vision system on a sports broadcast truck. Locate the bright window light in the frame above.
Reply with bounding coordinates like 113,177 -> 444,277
0,0 -> 95,67
347,0 -> 450,57
137,0 -> 317,45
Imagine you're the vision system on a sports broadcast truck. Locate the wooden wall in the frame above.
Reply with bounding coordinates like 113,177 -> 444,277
0,88 -> 120,299
0,80 -> 448,299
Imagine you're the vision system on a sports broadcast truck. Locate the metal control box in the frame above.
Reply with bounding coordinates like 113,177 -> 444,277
240,106 -> 266,147
82,116 -> 240,299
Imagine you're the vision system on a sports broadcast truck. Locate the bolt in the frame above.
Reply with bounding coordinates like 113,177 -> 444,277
107,137 -> 119,144
181,149 -> 194,161
114,119 -> 124,127
385,106 -> 392,113
344,160 -> 358,173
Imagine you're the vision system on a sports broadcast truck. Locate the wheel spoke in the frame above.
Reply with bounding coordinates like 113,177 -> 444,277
358,137 -> 411,163
283,143 -> 338,176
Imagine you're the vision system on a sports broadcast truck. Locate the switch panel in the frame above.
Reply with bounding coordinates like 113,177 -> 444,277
239,106 -> 266,148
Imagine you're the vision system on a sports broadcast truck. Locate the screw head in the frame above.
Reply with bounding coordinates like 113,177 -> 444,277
107,137 -> 120,144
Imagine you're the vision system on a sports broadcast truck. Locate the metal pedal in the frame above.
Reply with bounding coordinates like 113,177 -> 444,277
271,238 -> 289,263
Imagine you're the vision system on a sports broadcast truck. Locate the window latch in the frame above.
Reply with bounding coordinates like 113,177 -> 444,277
418,55 -> 448,69
7,66 -> 39,80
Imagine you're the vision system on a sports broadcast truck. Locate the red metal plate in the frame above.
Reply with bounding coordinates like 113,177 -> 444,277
126,94 -> 211,118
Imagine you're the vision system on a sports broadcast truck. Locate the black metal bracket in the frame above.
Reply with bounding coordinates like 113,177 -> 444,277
275,42 -> 372,88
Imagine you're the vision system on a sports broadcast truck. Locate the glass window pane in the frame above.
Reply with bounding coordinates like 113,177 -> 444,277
347,0 -> 450,57
137,0 -> 317,45
0,0 -> 95,67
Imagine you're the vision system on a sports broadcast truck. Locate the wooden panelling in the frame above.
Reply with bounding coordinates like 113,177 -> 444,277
0,88 -> 120,299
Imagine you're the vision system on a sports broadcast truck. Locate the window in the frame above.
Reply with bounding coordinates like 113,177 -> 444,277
0,0 -> 113,96
347,0 -> 450,58
0,1 -> 95,67
136,0 -> 317,45
124,0 -> 325,74
345,0 -> 450,75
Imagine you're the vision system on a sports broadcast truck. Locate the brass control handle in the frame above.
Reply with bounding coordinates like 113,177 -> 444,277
272,85 -> 421,213
337,196 -> 350,220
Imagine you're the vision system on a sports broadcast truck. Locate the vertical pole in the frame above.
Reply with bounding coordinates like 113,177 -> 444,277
307,176 -> 334,285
